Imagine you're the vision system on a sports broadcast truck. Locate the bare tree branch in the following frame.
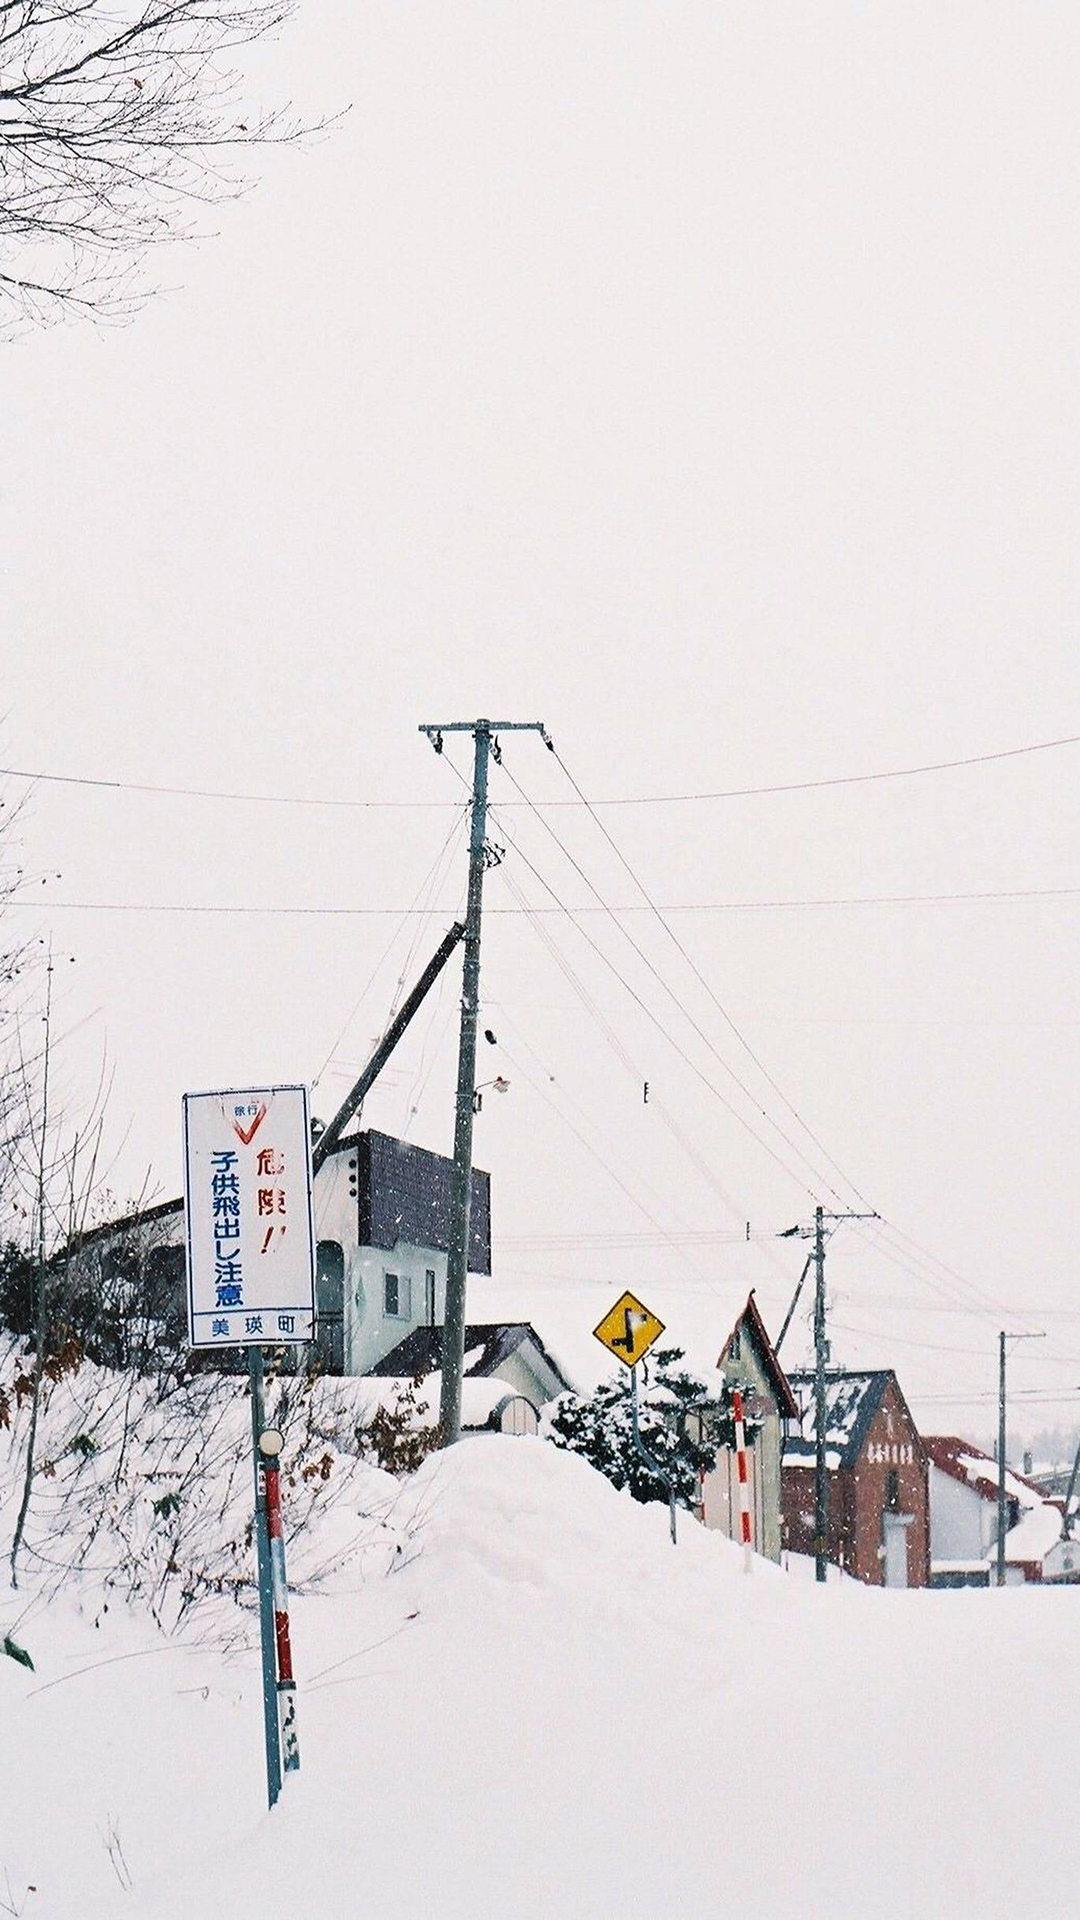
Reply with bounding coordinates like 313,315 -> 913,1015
0,0 -> 329,329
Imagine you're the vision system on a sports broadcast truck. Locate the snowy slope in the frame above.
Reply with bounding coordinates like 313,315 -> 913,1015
6,1428 -> 1080,1920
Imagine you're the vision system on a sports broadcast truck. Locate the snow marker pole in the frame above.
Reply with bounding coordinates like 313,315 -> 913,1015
262,1446 -> 301,1776
732,1388 -> 753,1574
248,1346 -> 282,1809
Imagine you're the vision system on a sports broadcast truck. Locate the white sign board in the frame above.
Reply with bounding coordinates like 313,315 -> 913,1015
183,1084 -> 316,1349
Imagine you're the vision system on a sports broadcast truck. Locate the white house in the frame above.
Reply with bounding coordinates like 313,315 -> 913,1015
924,1434 -> 1066,1586
86,1127 -> 570,1421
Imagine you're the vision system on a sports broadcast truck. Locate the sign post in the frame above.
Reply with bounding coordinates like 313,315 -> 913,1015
248,1345 -> 282,1807
593,1290 -> 680,1544
183,1083 -> 316,1811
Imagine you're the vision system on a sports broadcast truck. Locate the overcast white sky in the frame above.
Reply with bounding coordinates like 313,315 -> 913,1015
4,1 -> 1080,1443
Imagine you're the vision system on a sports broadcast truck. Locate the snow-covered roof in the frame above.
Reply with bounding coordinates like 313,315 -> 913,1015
370,1321 -> 570,1396
719,1292 -> 800,1419
782,1370 -> 895,1470
925,1435 -> 1043,1512
353,1372 -> 532,1432
1004,1500 -> 1064,1567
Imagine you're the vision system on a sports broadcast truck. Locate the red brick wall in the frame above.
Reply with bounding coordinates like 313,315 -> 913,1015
849,1380 -> 930,1586
781,1379 -> 930,1586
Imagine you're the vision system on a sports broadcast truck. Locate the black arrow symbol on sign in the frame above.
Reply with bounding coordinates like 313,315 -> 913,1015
612,1308 -> 637,1353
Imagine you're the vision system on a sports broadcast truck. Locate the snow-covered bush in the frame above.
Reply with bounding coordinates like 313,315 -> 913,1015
0,1353 -> 422,1641
544,1346 -> 757,1508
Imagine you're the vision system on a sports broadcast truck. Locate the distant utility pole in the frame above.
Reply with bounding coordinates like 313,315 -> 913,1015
780,1205 -> 877,1585
996,1328 -> 1045,1586
813,1207 -> 829,1586
419,717 -> 550,1446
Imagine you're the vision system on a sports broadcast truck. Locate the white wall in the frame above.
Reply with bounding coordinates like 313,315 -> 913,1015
344,1242 -> 449,1374
929,1463 -> 998,1563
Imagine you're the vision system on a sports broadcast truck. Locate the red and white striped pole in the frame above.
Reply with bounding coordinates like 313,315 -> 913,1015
261,1437 -> 301,1776
732,1389 -> 753,1574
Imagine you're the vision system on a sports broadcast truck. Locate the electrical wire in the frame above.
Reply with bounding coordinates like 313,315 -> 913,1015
490,833 -> 824,1205
310,803 -> 467,1092
543,742 -> 874,1212
492,885 -> 766,1263
7,883 -> 1080,916
492,1000 -> 761,1290
4,726 -> 1078,809
493,1035 -> 728,1293
490,769 -> 853,1209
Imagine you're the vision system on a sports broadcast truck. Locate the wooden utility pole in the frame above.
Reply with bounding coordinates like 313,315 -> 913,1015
996,1328 -> 1045,1586
997,1330 -> 1008,1589
776,1205 -> 877,1585
813,1205 -> 828,1585
419,718 -> 549,1445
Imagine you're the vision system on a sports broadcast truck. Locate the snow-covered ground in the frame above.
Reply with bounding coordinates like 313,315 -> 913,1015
4,1406 -> 1080,1919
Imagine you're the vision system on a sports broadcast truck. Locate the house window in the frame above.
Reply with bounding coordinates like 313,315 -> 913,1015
425,1269 -> 436,1326
383,1272 -> 411,1319
886,1469 -> 900,1511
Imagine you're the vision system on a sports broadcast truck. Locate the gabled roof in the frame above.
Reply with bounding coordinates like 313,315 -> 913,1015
369,1322 -> 570,1393
783,1369 -> 896,1470
924,1435 -> 1043,1511
1004,1500 -> 1064,1566
718,1291 -> 800,1420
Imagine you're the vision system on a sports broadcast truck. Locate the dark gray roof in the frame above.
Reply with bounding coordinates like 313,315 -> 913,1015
356,1131 -> 491,1273
371,1322 -> 559,1382
784,1369 -> 895,1469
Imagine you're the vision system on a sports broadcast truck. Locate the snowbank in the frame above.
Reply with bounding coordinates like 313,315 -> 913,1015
5,1408 -> 1080,1919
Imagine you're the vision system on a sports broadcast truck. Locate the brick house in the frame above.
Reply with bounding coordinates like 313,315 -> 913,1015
782,1369 -> 930,1587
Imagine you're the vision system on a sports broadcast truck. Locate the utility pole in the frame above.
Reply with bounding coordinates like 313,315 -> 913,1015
780,1206 -> 877,1585
996,1328 -> 1045,1586
996,1331 -> 1007,1590
420,718 -> 549,1445
813,1206 -> 828,1586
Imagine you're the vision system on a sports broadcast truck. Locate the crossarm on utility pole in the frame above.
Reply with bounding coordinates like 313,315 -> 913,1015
312,921 -> 466,1176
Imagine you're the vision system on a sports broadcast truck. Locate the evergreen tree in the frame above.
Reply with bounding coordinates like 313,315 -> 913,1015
545,1346 -> 758,1508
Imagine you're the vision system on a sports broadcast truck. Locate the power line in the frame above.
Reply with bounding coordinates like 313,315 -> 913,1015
484,773 -> 1044,1324
310,805 -> 467,1091
828,1318 -> 1080,1365
494,873 -> 778,1257
493,1033 -> 726,1294
492,769 -> 853,1209
594,731 -> 1080,804
8,883 -> 1080,917
543,742 -> 873,1212
3,726 -> 1078,810
487,811 -> 825,1203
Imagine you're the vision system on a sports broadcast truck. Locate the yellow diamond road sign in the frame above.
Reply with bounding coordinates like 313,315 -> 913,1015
593,1290 -> 665,1369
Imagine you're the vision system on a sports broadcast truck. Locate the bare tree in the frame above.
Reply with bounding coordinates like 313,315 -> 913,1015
8,955 -> 107,1585
0,780 -> 36,1226
0,1 -> 319,329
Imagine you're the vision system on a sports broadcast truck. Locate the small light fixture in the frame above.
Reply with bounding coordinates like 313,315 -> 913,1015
258,1428 -> 285,1458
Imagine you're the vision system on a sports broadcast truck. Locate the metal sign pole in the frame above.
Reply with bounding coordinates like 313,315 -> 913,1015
184,1085 -> 316,1814
262,1440 -> 300,1776
630,1363 -> 678,1546
248,1345 -> 282,1809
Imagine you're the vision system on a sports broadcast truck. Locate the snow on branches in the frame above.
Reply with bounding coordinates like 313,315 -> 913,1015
544,1345 -> 759,1510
